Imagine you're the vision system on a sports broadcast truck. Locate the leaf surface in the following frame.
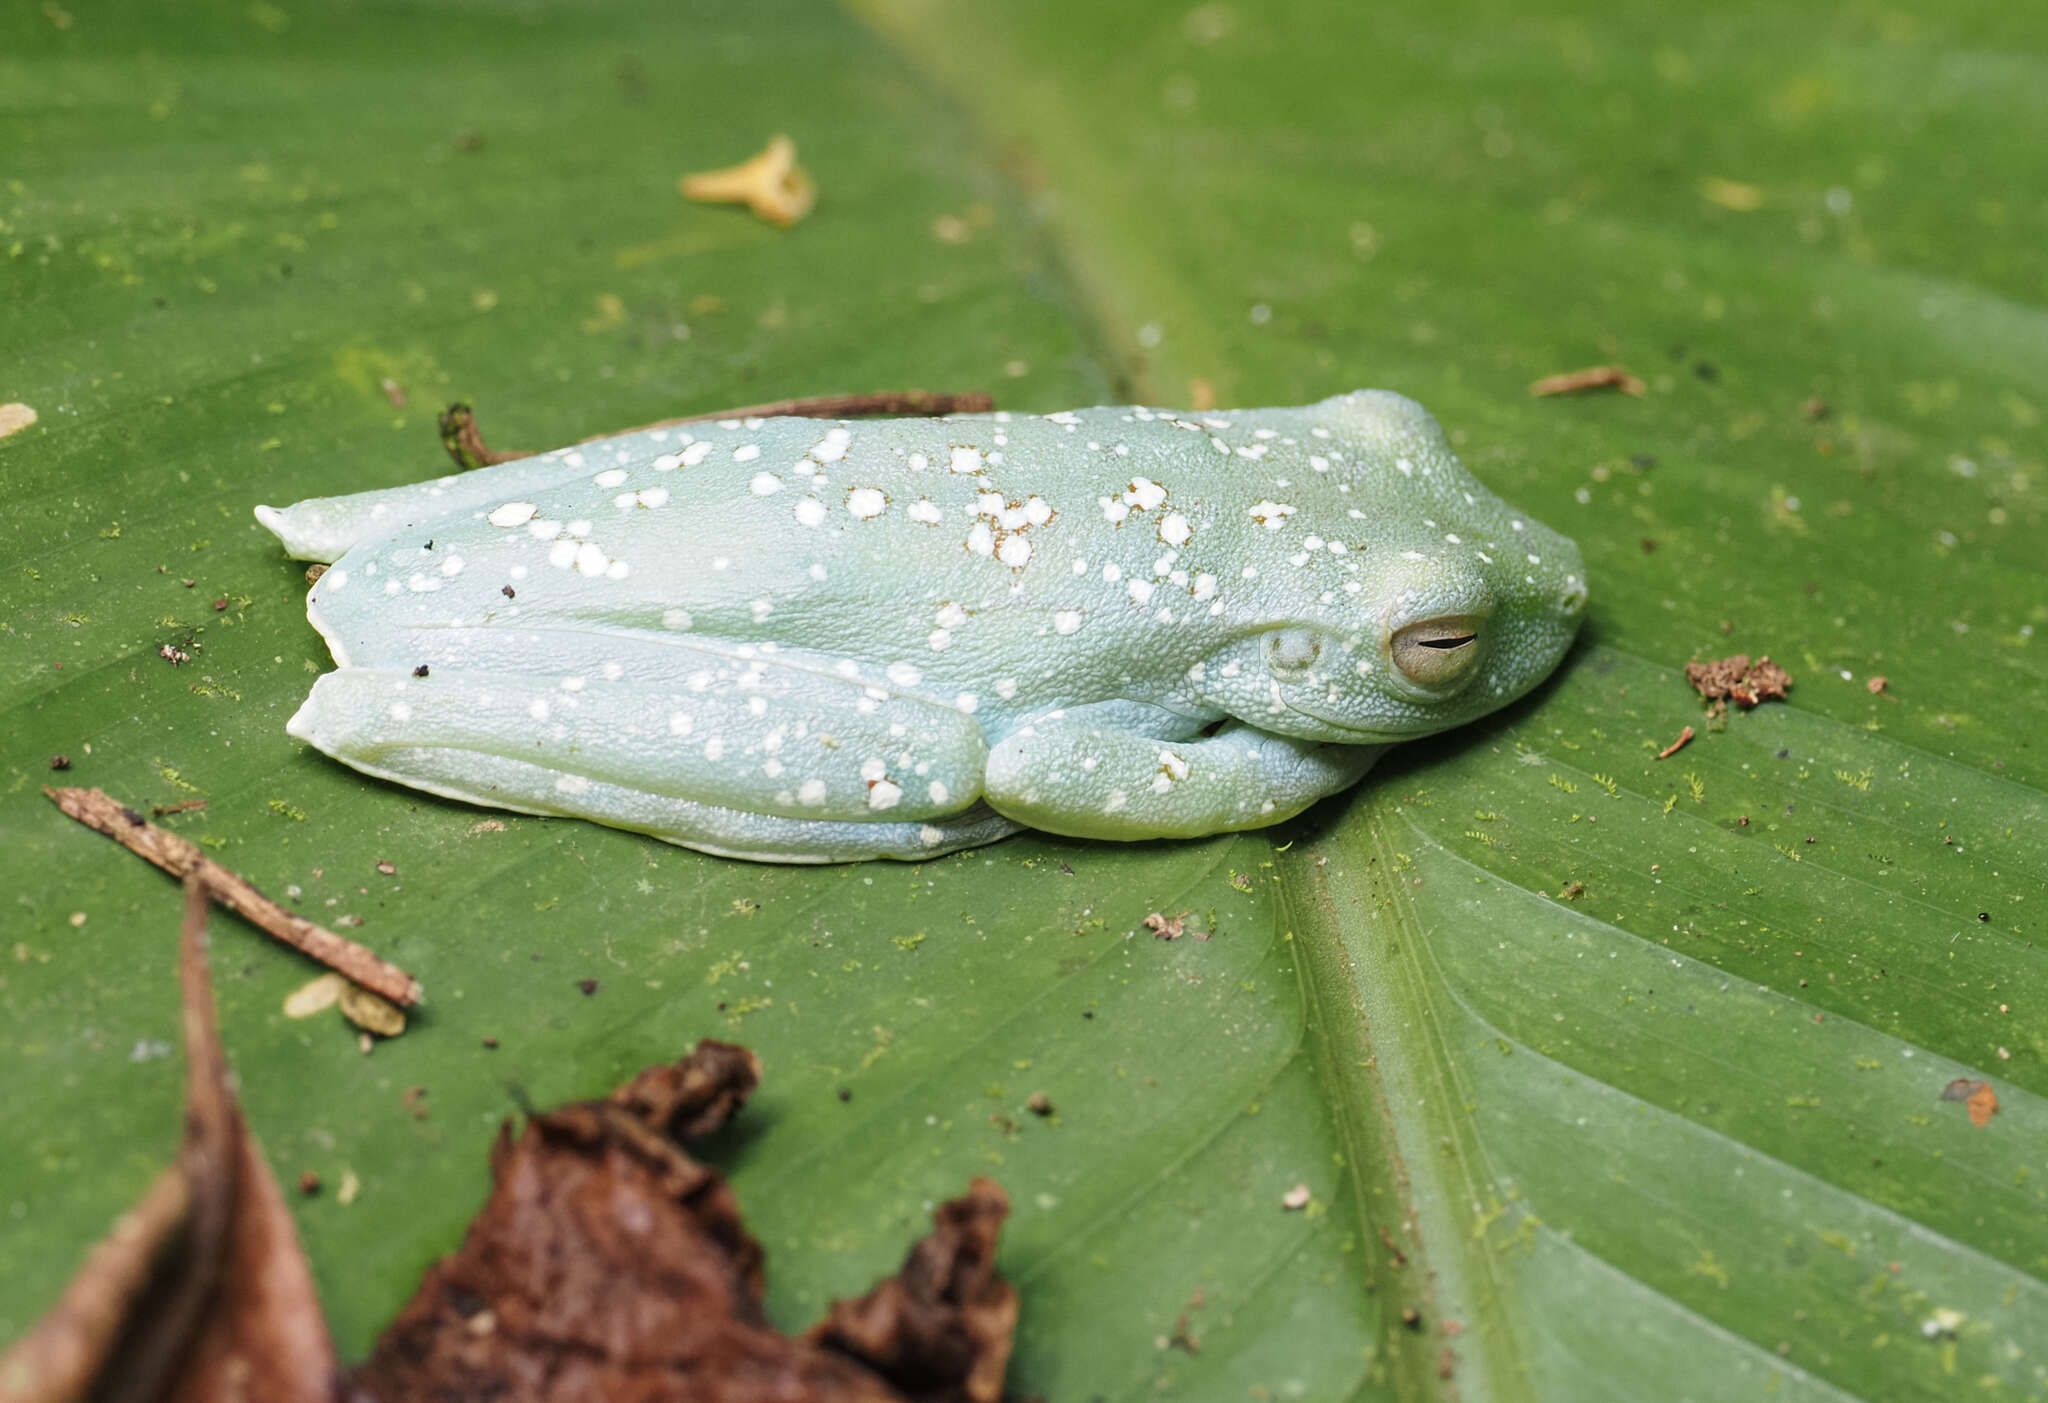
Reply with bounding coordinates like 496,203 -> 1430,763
2,0 -> 2043,1396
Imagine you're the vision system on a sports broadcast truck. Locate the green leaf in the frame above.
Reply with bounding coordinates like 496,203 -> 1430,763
2,0 -> 2042,1398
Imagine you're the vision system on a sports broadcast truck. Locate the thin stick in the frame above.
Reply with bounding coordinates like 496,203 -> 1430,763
44,787 -> 422,1007
437,390 -> 996,471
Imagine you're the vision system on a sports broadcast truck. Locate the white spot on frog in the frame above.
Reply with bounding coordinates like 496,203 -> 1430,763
555,774 -> 591,795
794,497 -> 828,527
886,662 -> 922,687
846,487 -> 887,519
996,535 -> 1033,568
798,779 -> 828,806
750,472 -> 781,496
1249,500 -> 1296,530
908,499 -> 942,525
949,446 -> 982,474
1054,609 -> 1084,635
1158,511 -> 1192,546
488,501 -> 537,528
594,468 -> 629,488
868,779 -> 903,810
733,444 -> 761,463
1123,477 -> 1167,511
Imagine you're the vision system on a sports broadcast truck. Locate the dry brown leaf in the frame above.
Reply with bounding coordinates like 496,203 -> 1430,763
0,879 -> 336,1403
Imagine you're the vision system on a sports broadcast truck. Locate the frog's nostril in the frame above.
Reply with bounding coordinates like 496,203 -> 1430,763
1559,575 -> 1588,616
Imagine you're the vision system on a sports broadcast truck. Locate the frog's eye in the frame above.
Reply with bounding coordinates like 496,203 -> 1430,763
1262,628 -> 1324,681
1390,616 -> 1484,688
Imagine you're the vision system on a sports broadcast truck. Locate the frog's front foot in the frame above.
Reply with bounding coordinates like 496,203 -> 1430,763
982,710 -> 1384,841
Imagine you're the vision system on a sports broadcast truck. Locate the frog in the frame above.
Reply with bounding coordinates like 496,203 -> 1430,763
255,389 -> 1586,862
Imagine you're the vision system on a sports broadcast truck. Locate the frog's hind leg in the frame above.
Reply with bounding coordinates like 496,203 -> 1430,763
306,740 -> 1020,862
285,658 -> 1016,862
254,430 -> 706,563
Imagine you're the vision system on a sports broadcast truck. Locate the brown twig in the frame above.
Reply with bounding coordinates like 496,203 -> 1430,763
438,390 -> 996,472
43,787 -> 422,1007
1656,725 -> 1696,760
1529,365 -> 1646,398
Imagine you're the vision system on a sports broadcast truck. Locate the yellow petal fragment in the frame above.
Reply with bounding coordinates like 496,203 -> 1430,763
680,135 -> 816,228
0,402 -> 39,440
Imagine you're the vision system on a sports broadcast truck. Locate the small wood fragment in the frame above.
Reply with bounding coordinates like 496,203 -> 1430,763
1656,725 -> 1695,760
439,390 -> 997,472
1529,365 -> 1646,398
43,787 -> 421,1007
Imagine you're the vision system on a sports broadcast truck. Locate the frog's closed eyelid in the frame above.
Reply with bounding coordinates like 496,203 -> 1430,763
1389,616 -> 1486,688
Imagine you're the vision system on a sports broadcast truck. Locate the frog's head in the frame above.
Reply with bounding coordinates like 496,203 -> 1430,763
1188,390 -> 1587,743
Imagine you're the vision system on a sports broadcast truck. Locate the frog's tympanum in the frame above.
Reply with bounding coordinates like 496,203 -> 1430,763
258,391 -> 1586,862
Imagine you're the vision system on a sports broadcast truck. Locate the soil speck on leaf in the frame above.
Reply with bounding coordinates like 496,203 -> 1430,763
1941,1078 -> 1999,1128
1684,654 -> 1792,708
1144,911 -> 1189,940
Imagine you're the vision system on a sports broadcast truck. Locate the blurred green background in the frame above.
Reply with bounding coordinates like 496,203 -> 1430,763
3,1 -> 2043,1397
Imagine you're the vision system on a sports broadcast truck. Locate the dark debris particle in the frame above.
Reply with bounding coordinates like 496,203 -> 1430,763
376,860 -> 397,876
1693,361 -> 1719,381
1401,1307 -> 1423,1330
1026,1092 -> 1052,1117
299,1171 -> 322,1196
481,1037 -> 499,1050
1979,913 -> 1991,922
837,1087 -> 853,1102
577,978 -> 600,996
413,664 -> 430,678
50,754 -> 70,771
500,585 -> 516,598
212,598 -> 229,612
1630,453 -> 1656,470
